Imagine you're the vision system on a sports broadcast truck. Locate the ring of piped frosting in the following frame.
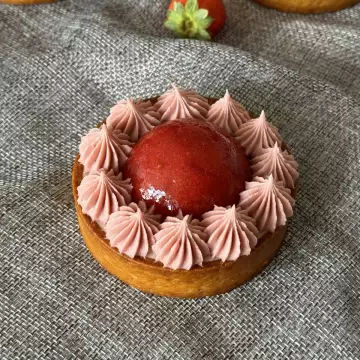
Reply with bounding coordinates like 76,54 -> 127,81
76,86 -> 298,270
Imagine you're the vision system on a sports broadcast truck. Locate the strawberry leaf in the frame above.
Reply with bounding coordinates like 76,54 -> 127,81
194,9 -> 208,20
197,16 -> 213,29
167,10 -> 184,24
164,20 -> 179,31
185,0 -> 198,12
173,2 -> 184,14
198,29 -> 211,40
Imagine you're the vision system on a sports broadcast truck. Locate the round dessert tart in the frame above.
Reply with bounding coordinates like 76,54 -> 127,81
0,0 -> 55,4
72,85 -> 298,298
253,0 -> 359,13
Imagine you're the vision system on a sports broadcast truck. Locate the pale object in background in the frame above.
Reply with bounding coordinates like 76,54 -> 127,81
0,0 -> 55,4
254,0 -> 359,13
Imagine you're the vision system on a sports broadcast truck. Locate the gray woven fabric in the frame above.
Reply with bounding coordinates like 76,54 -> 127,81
1,0 -> 360,359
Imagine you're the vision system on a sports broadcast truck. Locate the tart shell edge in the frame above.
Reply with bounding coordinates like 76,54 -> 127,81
253,0 -> 358,13
73,154 -> 288,298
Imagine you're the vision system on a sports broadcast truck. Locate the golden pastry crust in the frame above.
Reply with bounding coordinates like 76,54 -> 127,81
73,156 -> 287,298
254,0 -> 359,13
0,0 -> 55,4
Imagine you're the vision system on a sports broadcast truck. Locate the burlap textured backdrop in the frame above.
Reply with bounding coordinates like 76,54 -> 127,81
0,1 -> 359,359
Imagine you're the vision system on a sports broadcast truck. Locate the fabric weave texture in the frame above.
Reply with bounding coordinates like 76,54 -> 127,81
0,1 -> 359,359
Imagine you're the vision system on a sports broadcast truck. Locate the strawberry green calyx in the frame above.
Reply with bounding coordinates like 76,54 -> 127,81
165,0 -> 214,41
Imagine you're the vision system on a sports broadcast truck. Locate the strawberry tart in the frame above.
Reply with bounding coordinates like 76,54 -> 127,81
72,84 -> 298,298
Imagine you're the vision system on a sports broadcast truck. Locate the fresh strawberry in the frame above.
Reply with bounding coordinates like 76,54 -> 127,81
165,0 -> 226,40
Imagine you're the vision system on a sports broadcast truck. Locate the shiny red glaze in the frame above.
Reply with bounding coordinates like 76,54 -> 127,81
125,119 -> 251,218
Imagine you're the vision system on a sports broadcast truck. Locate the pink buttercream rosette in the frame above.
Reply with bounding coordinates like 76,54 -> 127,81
79,123 -> 133,174
239,175 -> 295,233
206,90 -> 250,134
156,83 -> 210,122
105,202 -> 161,259
234,110 -> 282,156
106,98 -> 160,142
77,169 -> 132,227
152,212 -> 210,270
251,142 -> 299,189
202,205 -> 258,262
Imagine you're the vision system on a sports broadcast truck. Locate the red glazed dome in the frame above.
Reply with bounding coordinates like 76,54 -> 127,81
125,119 -> 252,218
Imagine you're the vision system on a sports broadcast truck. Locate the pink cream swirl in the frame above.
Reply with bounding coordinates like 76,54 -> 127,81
206,90 -> 250,134
202,205 -> 258,262
77,169 -> 132,227
152,212 -> 210,270
251,142 -> 299,189
234,111 -> 282,156
156,84 -> 210,122
105,202 -> 161,258
239,175 -> 295,233
79,123 -> 133,174
106,98 -> 160,142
